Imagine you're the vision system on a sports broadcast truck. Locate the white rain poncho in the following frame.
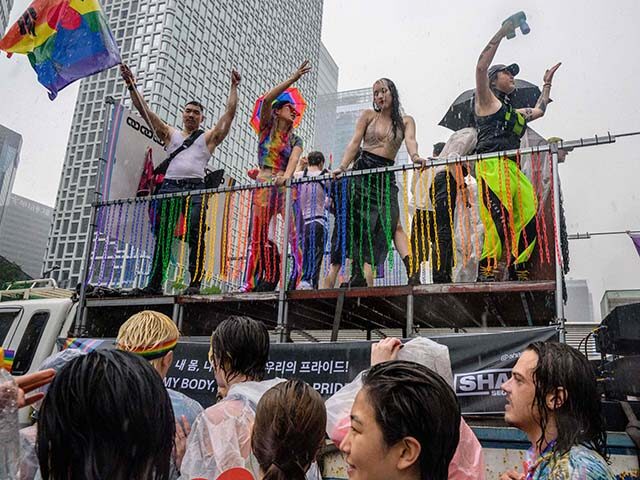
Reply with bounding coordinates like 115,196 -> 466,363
325,337 -> 486,480
180,378 -> 284,479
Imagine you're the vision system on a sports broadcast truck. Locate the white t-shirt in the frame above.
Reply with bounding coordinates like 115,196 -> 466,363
164,128 -> 211,180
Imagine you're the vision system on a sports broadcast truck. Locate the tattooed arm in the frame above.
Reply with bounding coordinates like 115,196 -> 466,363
475,23 -> 513,116
517,62 -> 561,122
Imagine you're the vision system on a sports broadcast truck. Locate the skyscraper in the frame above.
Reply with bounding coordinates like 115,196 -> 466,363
0,124 -> 21,227
0,0 -> 12,34
0,194 -> 53,278
312,43 -> 339,158
44,0 -> 324,287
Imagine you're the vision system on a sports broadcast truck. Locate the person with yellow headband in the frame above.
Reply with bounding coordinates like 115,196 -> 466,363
116,310 -> 203,476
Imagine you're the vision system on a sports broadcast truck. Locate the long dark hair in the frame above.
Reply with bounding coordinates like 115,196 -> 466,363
374,78 -> 405,140
36,349 -> 175,480
363,361 -> 461,480
527,342 -> 608,459
209,315 -> 270,383
252,379 -> 326,480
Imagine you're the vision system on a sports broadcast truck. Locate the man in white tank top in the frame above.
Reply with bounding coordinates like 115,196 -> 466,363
121,64 -> 240,295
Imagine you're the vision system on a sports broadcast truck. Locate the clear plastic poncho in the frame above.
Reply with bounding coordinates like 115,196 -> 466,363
180,378 -> 284,480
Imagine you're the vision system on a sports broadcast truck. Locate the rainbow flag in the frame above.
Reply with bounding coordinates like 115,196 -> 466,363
62,337 -> 104,352
0,348 -> 15,373
0,0 -> 120,99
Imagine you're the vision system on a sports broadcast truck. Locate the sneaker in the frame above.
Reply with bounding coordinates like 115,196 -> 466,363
477,264 -> 496,282
298,280 -> 313,290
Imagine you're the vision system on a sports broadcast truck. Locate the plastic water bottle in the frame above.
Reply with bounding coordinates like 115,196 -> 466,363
503,11 -> 530,39
0,365 -> 20,479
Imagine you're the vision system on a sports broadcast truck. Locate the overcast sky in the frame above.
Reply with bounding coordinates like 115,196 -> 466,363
1,0 -> 639,319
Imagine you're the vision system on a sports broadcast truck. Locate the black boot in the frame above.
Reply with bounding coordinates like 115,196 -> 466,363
140,269 -> 164,296
477,259 -> 497,282
403,256 -> 421,286
183,281 -> 201,295
340,263 -> 367,288
508,262 -> 530,281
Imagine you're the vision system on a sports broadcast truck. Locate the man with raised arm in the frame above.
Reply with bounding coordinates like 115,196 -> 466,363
473,16 -> 560,282
120,64 -> 240,295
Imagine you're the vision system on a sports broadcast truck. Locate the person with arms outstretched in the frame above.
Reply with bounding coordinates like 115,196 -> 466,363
120,64 -> 240,295
242,61 -> 310,292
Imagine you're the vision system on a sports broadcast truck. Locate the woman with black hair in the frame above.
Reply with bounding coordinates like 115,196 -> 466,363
181,316 -> 316,480
339,360 -> 461,480
333,78 -> 425,287
326,337 -> 485,480
36,350 -> 175,480
252,379 -> 327,480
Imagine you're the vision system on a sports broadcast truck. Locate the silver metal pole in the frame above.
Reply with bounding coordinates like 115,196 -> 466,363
551,148 -> 566,342
406,292 -> 415,337
75,97 -> 116,329
174,303 -> 183,331
276,185 -> 293,343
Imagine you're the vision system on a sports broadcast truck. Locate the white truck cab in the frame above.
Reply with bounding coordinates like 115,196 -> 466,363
0,298 -> 76,378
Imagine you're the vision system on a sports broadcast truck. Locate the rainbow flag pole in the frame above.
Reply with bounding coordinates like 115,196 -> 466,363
0,0 -> 121,100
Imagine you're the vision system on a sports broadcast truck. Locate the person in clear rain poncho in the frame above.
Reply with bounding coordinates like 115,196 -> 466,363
180,316 -> 321,480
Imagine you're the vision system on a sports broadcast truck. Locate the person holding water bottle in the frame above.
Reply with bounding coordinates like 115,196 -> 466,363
473,12 -> 561,282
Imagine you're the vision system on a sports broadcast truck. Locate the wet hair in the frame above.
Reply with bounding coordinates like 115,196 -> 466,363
526,342 -> 608,459
37,349 -> 175,480
433,142 -> 446,156
252,379 -> 326,480
373,78 -> 405,140
362,361 -> 461,480
117,310 -> 179,370
209,315 -> 270,383
307,151 -> 325,167
185,100 -> 204,113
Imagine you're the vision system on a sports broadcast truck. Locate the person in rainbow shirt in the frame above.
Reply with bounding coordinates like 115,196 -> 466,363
242,61 -> 311,292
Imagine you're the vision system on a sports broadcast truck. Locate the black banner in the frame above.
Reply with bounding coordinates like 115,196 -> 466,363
163,327 -> 558,414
